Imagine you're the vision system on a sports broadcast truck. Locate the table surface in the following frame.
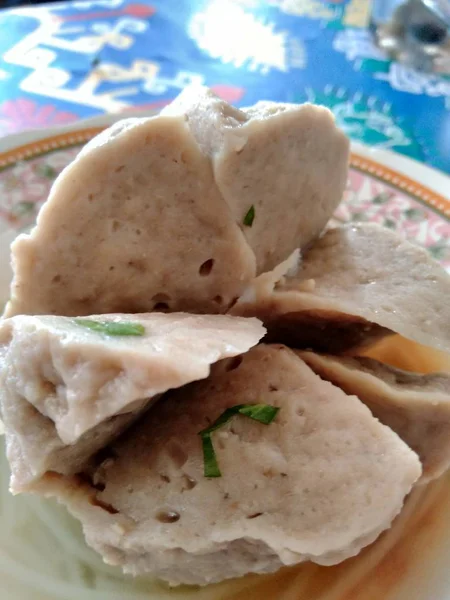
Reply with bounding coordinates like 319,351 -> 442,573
0,0 -> 449,174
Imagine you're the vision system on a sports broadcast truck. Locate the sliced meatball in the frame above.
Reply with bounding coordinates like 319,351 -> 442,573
0,312 -> 264,491
5,87 -> 348,319
298,351 -> 450,483
43,344 -> 421,586
4,112 -> 255,317
231,224 -> 450,354
163,86 -> 349,273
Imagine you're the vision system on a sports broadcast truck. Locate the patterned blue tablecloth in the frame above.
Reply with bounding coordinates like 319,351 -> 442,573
0,0 -> 449,173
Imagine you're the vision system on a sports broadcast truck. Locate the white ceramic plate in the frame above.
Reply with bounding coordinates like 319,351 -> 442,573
0,116 -> 449,600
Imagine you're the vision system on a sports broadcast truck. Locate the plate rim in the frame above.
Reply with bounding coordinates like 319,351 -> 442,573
0,114 -> 448,219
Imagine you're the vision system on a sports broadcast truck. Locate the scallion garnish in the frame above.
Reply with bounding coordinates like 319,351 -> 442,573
74,319 -> 145,336
243,205 -> 255,227
201,434 -> 222,478
199,404 -> 279,477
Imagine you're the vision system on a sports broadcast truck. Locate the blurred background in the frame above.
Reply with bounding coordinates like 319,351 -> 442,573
0,0 -> 449,173
0,0 -> 448,279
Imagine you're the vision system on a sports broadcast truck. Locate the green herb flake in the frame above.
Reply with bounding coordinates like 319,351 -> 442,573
74,319 -> 145,337
199,403 -> 279,478
237,404 -> 280,424
201,434 -> 222,478
200,407 -> 241,437
243,205 -> 255,227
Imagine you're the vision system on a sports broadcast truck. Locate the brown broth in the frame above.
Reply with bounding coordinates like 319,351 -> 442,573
361,335 -> 450,374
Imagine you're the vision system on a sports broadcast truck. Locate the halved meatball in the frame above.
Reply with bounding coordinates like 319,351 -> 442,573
0,312 -> 264,491
44,344 -> 421,585
298,351 -> 450,483
5,86 -> 348,318
232,224 -> 450,354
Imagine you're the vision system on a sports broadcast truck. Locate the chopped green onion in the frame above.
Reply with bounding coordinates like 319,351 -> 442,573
200,407 -> 241,437
201,434 -> 222,478
74,319 -> 145,336
199,403 -> 279,478
243,205 -> 255,227
237,404 -> 280,424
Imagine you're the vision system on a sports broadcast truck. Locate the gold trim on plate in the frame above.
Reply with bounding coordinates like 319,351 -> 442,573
0,128 -> 448,218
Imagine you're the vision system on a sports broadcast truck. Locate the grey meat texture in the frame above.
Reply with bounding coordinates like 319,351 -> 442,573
44,344 -> 421,586
162,87 -> 349,273
231,223 -> 450,354
0,312 -> 264,492
5,86 -> 348,318
298,351 -> 450,484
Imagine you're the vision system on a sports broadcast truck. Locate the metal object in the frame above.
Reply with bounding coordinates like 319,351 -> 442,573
371,0 -> 450,73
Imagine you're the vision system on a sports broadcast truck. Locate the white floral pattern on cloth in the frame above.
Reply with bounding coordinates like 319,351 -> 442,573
0,146 -> 448,271
0,99 -> 78,138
